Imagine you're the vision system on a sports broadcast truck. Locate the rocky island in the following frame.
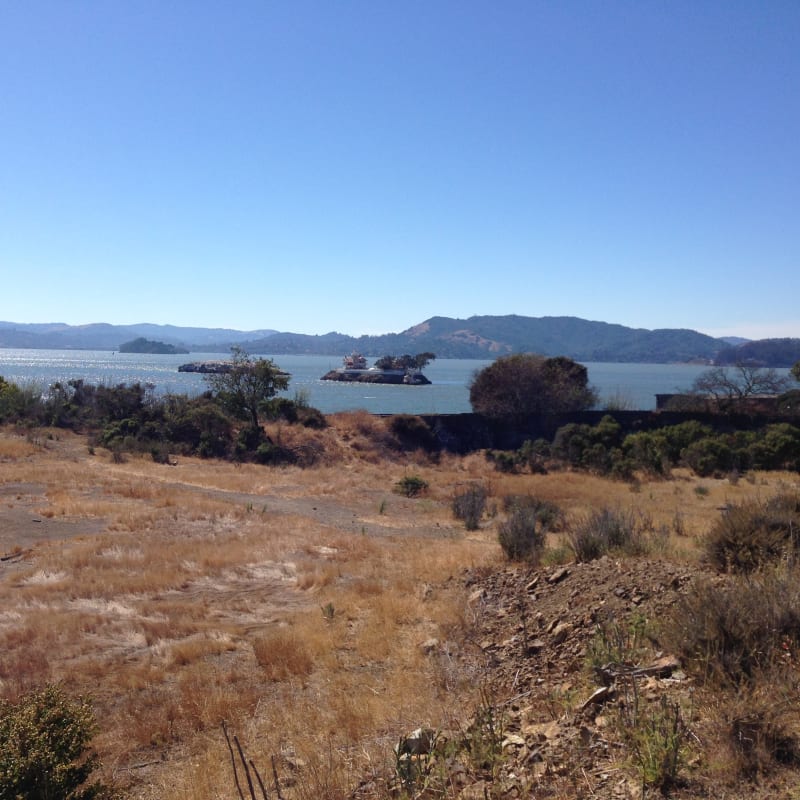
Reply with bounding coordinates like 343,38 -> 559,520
178,361 -> 233,374
119,337 -> 189,354
321,353 -> 434,385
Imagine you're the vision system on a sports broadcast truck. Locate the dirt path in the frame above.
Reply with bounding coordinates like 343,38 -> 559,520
0,481 -> 105,558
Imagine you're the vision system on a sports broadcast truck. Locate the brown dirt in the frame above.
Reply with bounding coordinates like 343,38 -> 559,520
0,480 -> 105,558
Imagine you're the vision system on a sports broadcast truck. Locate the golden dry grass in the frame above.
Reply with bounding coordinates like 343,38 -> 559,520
0,422 -> 798,799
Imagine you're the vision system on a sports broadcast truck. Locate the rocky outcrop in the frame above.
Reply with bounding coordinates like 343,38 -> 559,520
320,370 -> 431,385
177,361 -> 232,374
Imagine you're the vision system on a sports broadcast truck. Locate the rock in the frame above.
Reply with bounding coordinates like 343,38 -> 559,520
397,727 -> 437,756
581,686 -> 615,710
551,622 -> 572,644
502,733 -> 526,750
468,588 -> 485,604
548,567 -> 570,584
526,639 -> 546,655
522,720 -> 561,742
419,638 -> 439,656
177,361 -> 232,373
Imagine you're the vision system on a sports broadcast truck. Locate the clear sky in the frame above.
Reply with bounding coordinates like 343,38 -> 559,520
1,1 -> 798,339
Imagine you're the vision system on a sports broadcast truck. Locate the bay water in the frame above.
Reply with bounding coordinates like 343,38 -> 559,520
0,348 -> 733,414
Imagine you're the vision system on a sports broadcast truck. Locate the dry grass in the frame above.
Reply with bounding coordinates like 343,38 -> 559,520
1,423 -> 799,799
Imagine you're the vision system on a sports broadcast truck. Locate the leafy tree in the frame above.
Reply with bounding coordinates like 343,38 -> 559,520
413,352 -> 436,370
374,353 -> 436,370
690,364 -> 790,410
469,353 -> 596,420
0,684 -> 112,800
205,346 -> 289,430
792,361 -> 800,383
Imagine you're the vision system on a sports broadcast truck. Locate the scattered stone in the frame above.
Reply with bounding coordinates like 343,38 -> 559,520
419,637 -> 439,656
551,622 -> 572,644
547,567 -> 570,584
581,686 -> 615,710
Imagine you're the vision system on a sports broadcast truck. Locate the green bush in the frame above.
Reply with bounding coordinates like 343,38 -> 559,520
484,449 -> 519,473
0,684 -> 113,800
0,377 -> 45,424
747,423 -> 800,471
262,397 -> 328,429
452,483 -> 488,530
682,436 -> 735,477
254,441 -> 297,466
552,416 -> 623,473
622,695 -> 688,792
621,430 -> 671,475
487,439 -> 550,474
394,475 -> 429,498
704,492 -> 800,574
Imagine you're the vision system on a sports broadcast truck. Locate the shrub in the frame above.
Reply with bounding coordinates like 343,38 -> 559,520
682,437 -> 735,477
452,483 -> 488,530
263,397 -> 328,429
394,475 -> 429,498
703,492 -> 800,574
663,567 -> 800,686
725,683 -> 800,778
502,494 -> 563,531
484,449 -> 520,473
487,440 -> 550,474
296,405 -> 327,429
150,444 -> 171,464
621,695 -> 689,792
747,423 -> 800,471
568,507 -> 651,562
0,684 -> 113,800
498,505 -> 546,562
586,612 -> 650,670
622,430 -> 670,476
254,441 -> 297,466
517,438 -> 550,473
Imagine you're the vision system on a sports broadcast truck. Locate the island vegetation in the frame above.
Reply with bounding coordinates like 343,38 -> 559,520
321,352 -> 435,384
118,337 -> 189,354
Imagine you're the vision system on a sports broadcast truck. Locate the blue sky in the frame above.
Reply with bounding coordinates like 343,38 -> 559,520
1,1 -> 798,339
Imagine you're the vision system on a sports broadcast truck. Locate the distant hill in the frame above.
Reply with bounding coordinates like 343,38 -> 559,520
241,315 -> 724,363
0,315 -> 733,363
714,338 -> 800,367
0,322 -> 277,351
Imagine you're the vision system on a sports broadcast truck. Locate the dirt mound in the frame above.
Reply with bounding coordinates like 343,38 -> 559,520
360,555 -> 798,800
454,557 -> 697,799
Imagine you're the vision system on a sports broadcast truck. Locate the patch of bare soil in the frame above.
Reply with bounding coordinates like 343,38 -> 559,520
0,481 -> 105,560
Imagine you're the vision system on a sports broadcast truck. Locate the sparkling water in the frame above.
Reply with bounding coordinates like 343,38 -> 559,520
0,349 -> 753,414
